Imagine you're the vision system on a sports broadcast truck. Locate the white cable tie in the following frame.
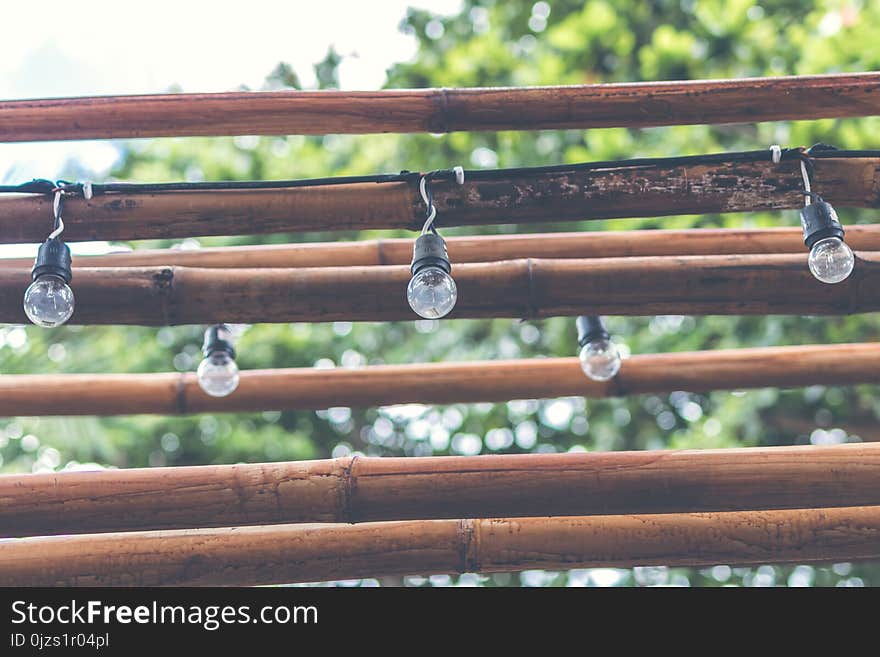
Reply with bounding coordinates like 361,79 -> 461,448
82,181 -> 93,200
453,165 -> 465,185
770,144 -> 782,164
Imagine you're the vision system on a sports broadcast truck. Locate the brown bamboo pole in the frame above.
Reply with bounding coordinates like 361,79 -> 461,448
0,253 -> 877,324
4,73 -> 880,142
2,507 -> 879,586
4,224 -> 880,269
2,443 -> 879,539
0,343 -> 876,417
0,157 -> 875,243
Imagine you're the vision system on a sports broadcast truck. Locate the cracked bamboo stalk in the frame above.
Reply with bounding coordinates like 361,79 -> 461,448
2,443 -> 879,538
2,506 -> 879,586
0,156 -> 876,242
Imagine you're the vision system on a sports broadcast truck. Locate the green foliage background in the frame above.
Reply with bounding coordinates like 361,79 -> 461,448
3,0 -> 879,587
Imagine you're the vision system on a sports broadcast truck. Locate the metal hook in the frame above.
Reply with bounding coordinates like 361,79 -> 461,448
419,167 -> 465,235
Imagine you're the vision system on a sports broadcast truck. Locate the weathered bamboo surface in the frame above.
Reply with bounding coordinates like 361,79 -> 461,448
2,506 -> 879,586
0,343 -> 876,417
4,73 -> 880,142
0,253 -> 876,324
3,224 -> 880,269
1,443 -> 878,538
0,157 -> 876,242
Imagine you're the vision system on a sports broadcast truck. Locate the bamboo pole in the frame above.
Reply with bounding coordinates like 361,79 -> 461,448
2,507 -> 879,586
1,443 -> 879,539
0,253 -> 876,324
0,343 -> 876,417
0,157 -> 875,243
3,224 -> 880,269
4,73 -> 880,142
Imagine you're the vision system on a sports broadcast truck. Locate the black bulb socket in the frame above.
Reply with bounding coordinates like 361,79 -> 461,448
800,200 -> 845,251
202,324 -> 236,359
576,315 -> 610,348
411,233 -> 451,276
32,238 -> 72,284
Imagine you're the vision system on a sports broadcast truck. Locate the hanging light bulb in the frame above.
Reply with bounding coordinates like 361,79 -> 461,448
800,199 -> 854,284
24,239 -> 75,327
407,233 -> 457,319
24,188 -> 75,328
576,315 -> 621,382
406,168 -> 464,319
795,154 -> 854,285
197,324 -> 240,397
808,236 -> 854,284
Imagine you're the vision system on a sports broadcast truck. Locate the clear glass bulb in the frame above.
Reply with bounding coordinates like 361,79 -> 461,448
197,351 -> 240,397
406,266 -> 457,319
23,274 -> 75,327
579,338 -> 621,381
808,237 -> 855,284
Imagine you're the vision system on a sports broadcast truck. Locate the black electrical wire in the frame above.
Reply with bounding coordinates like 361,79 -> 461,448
0,144 -> 877,198
0,179 -> 59,195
